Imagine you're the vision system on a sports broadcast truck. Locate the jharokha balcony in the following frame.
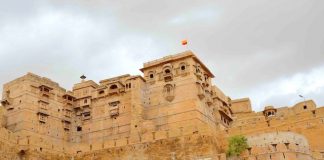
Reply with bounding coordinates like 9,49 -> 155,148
39,85 -> 53,97
37,106 -> 49,116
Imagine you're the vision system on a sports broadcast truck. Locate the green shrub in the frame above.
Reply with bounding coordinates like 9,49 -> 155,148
226,135 -> 248,157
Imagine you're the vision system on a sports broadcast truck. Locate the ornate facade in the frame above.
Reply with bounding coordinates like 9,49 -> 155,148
0,50 -> 323,160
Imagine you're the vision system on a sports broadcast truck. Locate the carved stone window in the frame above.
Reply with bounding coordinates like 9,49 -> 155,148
62,121 -> 71,131
64,110 -> 72,118
163,84 -> 175,102
39,85 -> 52,97
195,64 -> 203,81
83,112 -> 91,120
38,114 -> 48,123
196,65 -> 201,73
181,65 -> 186,71
109,101 -> 120,118
148,71 -> 155,79
178,62 -> 188,76
204,75 -> 208,81
109,84 -> 119,95
163,67 -> 173,82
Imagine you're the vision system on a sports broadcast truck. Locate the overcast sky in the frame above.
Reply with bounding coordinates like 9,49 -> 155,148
0,0 -> 323,111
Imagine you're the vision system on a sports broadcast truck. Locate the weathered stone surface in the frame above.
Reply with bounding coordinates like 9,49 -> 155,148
0,50 -> 322,159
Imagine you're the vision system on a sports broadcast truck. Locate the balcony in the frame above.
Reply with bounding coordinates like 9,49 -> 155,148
75,101 -> 91,109
75,110 -> 82,116
38,115 -> 48,123
109,106 -> 119,118
82,112 -> 91,121
82,115 -> 92,121
163,73 -> 173,82
62,116 -> 71,123
119,88 -> 125,93
38,97 -> 49,104
195,72 -> 203,81
39,85 -> 52,97
108,88 -> 119,95
37,107 -> 49,116
63,111 -> 72,118
219,110 -> 233,126
206,97 -> 213,106
40,90 -> 50,97
219,105 -> 230,115
63,122 -> 71,130
63,99 -> 74,106
197,85 -> 205,100
73,105 -> 81,110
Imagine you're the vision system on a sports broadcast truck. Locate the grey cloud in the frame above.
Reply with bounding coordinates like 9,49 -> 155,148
0,0 -> 323,111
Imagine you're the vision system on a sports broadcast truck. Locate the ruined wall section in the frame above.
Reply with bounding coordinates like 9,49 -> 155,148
229,101 -> 324,159
241,132 -> 312,160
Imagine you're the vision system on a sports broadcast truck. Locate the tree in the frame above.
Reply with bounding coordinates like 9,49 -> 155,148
226,135 -> 248,158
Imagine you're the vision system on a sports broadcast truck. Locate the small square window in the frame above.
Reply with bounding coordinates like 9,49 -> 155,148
77,126 -> 82,131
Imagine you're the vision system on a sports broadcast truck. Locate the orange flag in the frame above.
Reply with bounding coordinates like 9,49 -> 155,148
181,39 -> 188,45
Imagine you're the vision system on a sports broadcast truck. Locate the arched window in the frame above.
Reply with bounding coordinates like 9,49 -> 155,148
163,66 -> 173,82
181,65 -> 186,71
148,71 -> 155,79
110,84 -> 118,89
164,84 -> 173,94
179,62 -> 187,71
99,90 -> 104,94
163,84 -> 175,101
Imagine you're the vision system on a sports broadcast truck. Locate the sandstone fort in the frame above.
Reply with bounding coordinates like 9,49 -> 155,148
0,51 -> 323,159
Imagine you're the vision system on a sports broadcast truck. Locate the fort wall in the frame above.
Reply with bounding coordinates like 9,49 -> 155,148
0,51 -> 323,159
